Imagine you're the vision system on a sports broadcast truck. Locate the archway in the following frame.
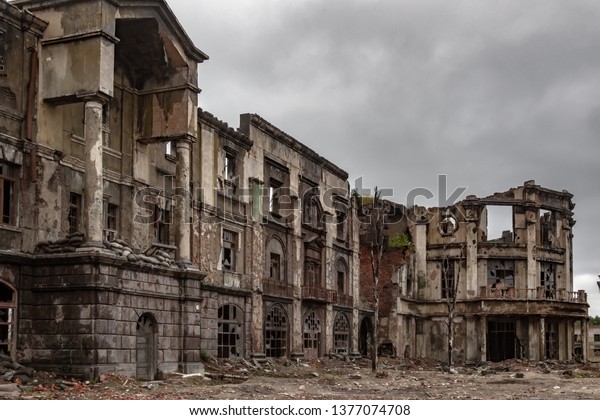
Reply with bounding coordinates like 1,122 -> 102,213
136,313 -> 157,380
303,310 -> 322,359
359,317 -> 373,357
265,304 -> 288,358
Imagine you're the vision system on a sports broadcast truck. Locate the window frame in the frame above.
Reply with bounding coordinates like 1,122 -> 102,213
0,163 -> 17,226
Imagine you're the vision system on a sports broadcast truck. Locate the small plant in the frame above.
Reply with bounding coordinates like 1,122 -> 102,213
200,351 -> 211,363
388,233 -> 413,251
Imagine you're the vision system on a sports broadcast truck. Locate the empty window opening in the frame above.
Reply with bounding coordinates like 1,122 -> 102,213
222,229 -> 238,271
268,180 -> 282,214
441,260 -> 455,299
336,210 -> 346,239
103,201 -> 119,241
487,320 -> 516,362
165,140 -> 175,158
0,163 -> 16,225
303,310 -> 322,359
218,304 -> 243,358
333,313 -> 350,354
265,305 -> 288,358
594,334 -> 600,342
540,262 -> 556,299
68,192 -> 82,234
155,205 -> 172,244
439,209 -> 458,236
0,282 -> 16,357
224,152 -> 236,181
486,206 -> 513,243
336,259 -> 347,294
270,253 -> 281,281
540,211 -> 556,246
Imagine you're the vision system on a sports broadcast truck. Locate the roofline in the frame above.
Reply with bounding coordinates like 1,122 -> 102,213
3,0 -> 48,34
239,113 -> 349,181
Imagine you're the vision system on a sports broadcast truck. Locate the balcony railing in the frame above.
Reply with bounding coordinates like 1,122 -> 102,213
333,292 -> 354,307
301,285 -> 335,302
479,286 -> 587,303
263,278 -> 294,298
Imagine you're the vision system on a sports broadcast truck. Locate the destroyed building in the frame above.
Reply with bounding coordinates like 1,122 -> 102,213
359,182 -> 589,363
0,0 -> 362,380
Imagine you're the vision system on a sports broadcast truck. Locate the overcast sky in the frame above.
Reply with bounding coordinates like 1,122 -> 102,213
167,0 -> 600,315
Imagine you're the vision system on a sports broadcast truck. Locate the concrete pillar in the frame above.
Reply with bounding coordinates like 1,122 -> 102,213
528,318 -> 538,360
290,299 -> 303,358
324,303 -> 333,355
479,316 -> 487,362
82,100 -> 104,247
350,307 -> 360,357
250,291 -> 264,358
525,208 -> 538,289
566,320 -> 574,360
540,316 -> 546,361
465,315 -> 478,363
465,221 -> 478,296
175,139 -> 192,265
582,317 -> 589,362
414,222 -> 427,300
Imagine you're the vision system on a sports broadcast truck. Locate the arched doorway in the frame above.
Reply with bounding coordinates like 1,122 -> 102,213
265,304 -> 288,358
136,313 -> 157,380
303,310 -> 322,359
0,281 -> 16,358
333,313 -> 350,354
359,317 -> 373,357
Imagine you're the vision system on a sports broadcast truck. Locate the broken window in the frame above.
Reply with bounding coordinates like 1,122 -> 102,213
336,210 -> 346,239
0,162 -> 16,225
487,259 -> 515,288
486,206 -> 513,243
103,200 -> 119,241
268,180 -> 282,215
441,260 -> 455,299
165,140 -> 175,158
224,151 -> 236,181
540,262 -> 556,299
218,304 -> 244,358
265,304 -> 288,358
222,229 -> 238,271
155,204 -> 172,244
303,310 -> 321,358
336,259 -> 347,294
594,334 -> 600,342
0,281 -> 16,357
68,192 -> 82,234
439,209 -> 458,236
270,253 -> 281,281
540,210 -> 556,246
333,313 -> 350,354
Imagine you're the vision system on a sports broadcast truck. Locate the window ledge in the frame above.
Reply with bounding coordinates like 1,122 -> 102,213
0,224 -> 21,233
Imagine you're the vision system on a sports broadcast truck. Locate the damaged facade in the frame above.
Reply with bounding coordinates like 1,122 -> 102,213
0,0 -> 591,380
360,182 -> 589,363
0,0 -> 360,379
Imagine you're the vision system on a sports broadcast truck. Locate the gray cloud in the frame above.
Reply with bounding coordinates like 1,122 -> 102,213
169,0 -> 600,314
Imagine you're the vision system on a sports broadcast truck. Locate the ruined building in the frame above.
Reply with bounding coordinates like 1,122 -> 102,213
360,182 -> 589,363
0,0 -> 362,379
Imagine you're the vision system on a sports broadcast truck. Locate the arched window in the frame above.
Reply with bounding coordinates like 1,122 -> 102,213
333,313 -> 350,354
265,304 -> 288,358
303,195 -> 322,228
218,304 -> 244,358
0,281 -> 16,357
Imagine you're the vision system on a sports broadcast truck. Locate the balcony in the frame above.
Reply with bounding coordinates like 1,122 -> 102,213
479,286 -> 587,304
263,278 -> 294,298
302,285 -> 335,303
333,292 -> 354,307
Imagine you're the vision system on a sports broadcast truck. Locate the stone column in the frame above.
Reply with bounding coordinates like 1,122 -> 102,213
539,316 -> 546,361
582,317 -> 589,362
463,206 -> 479,297
175,139 -> 192,265
480,316 -> 487,362
82,100 -> 104,247
525,207 -> 538,289
414,221 -> 427,300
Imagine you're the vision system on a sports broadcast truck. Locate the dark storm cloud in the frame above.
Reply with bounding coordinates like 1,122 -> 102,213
168,0 -> 600,313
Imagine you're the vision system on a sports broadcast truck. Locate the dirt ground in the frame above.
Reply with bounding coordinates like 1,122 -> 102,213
5,357 -> 600,400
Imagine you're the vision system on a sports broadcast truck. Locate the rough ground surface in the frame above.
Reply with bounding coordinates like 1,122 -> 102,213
3,357 -> 600,400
